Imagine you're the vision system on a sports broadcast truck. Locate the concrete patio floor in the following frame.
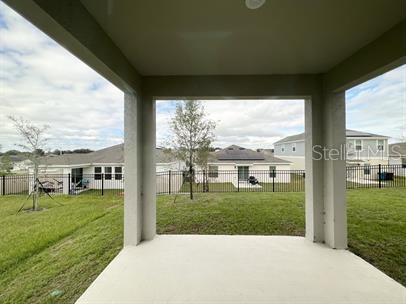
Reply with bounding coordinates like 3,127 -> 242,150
76,235 -> 405,304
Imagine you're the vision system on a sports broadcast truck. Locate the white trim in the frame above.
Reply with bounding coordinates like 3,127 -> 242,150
275,135 -> 389,146
355,139 -> 363,151
274,155 -> 304,159
376,139 -> 385,151
274,139 -> 305,145
281,144 -> 286,152
347,136 -> 389,140
207,161 -> 290,166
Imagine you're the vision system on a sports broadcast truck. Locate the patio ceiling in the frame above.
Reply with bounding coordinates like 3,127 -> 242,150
80,0 -> 406,76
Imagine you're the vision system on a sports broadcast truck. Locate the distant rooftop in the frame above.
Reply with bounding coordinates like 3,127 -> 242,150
39,144 -> 178,166
389,142 -> 406,156
274,129 -> 389,144
210,145 -> 290,164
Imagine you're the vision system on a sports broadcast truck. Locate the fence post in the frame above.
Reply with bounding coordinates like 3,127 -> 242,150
272,169 -> 275,192
168,170 -> 171,194
2,175 -> 5,196
237,170 -> 239,192
68,173 -> 71,195
378,164 -> 382,189
101,173 -> 104,196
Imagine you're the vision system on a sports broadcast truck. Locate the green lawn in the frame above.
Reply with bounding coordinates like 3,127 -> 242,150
0,188 -> 405,303
0,195 -> 123,304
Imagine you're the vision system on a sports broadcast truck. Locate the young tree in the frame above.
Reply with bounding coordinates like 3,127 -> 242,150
195,148 -> 211,192
170,100 -> 215,199
8,116 -> 49,211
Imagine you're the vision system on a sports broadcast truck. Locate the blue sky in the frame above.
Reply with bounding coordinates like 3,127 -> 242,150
0,2 -> 405,151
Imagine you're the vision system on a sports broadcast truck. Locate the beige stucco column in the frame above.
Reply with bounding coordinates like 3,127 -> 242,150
323,91 -> 347,249
124,93 -> 143,245
305,96 -> 325,243
124,93 -> 157,245
141,96 -> 156,241
305,92 -> 347,249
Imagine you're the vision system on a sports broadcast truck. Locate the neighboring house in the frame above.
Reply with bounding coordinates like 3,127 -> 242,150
0,154 -> 31,173
156,148 -> 185,172
29,144 -> 185,194
11,159 -> 33,173
274,129 -> 389,170
198,145 -> 291,188
389,142 -> 406,177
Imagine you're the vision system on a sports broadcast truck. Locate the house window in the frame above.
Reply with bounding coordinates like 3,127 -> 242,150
355,140 -> 362,151
281,145 -> 285,152
269,166 -> 276,178
208,165 -> 218,178
402,157 -> 406,168
115,167 -> 122,180
105,167 -> 112,180
377,140 -> 384,151
292,143 -> 296,152
94,167 -> 102,180
363,165 -> 371,175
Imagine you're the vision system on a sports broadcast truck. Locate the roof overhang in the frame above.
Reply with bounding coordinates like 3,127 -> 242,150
3,0 -> 406,94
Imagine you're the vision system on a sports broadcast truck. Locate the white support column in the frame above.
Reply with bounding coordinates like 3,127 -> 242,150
323,92 -> 347,249
62,168 -> 71,195
305,92 -> 347,249
141,96 -> 156,241
124,93 -> 143,246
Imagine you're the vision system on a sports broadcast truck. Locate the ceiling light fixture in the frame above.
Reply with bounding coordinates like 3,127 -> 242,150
245,0 -> 266,10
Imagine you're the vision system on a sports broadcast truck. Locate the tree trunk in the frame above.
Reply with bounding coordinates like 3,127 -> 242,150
189,164 -> 193,200
33,163 -> 39,211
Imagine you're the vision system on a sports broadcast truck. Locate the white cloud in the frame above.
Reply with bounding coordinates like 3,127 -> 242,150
0,2 -> 124,152
346,65 -> 406,143
156,99 -> 305,149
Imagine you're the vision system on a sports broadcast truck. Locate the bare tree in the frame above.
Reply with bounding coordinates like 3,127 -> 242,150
8,116 -> 49,211
170,100 -> 215,199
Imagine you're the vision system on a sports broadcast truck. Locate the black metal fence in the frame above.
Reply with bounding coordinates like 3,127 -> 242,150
0,173 -> 125,196
156,169 -> 306,194
1,165 -> 405,197
346,164 -> 406,189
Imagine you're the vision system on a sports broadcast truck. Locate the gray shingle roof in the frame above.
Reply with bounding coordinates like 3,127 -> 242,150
209,145 -> 290,164
274,129 -> 388,144
389,142 -> 406,156
39,144 -> 179,166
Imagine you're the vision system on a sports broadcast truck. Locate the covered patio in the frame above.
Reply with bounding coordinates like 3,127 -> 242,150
77,235 -> 404,303
4,0 -> 405,302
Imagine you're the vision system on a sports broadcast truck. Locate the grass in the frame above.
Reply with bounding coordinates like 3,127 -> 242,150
157,192 -> 305,235
347,188 -> 406,286
0,194 -> 123,304
179,182 -> 236,192
0,188 -> 405,303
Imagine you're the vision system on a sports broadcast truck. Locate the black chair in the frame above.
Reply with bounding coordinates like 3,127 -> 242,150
248,176 -> 259,185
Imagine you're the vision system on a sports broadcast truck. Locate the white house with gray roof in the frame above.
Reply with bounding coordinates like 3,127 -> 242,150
31,144 -> 184,194
199,145 -> 291,187
274,130 -> 389,170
